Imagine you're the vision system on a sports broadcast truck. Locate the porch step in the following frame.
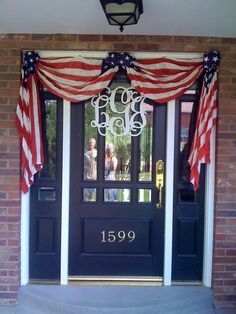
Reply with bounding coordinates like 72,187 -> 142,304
19,285 -> 215,314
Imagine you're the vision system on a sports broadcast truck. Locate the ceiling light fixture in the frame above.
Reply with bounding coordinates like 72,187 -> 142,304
100,0 -> 143,32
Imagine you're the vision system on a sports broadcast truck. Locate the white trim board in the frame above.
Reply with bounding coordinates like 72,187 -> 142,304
20,50 -> 214,286
60,100 -> 71,285
164,100 -> 175,285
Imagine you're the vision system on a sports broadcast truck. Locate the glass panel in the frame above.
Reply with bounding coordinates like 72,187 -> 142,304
138,189 -> 152,203
40,99 -> 57,178
104,90 -> 132,181
104,188 -> 130,202
83,188 -> 96,202
178,101 -> 198,202
180,102 -> 194,152
179,102 -> 194,183
84,103 -> 97,181
104,138 -> 131,181
139,103 -> 153,181
38,187 -> 56,201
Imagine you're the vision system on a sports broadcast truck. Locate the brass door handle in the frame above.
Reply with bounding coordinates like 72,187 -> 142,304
156,160 -> 164,208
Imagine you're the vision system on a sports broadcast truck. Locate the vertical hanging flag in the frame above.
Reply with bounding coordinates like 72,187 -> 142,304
16,51 -> 44,193
189,51 -> 220,190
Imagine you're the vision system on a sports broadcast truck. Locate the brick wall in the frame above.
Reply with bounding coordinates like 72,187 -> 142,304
0,34 -> 235,308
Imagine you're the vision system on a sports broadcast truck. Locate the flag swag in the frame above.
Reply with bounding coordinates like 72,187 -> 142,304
16,50 -> 220,193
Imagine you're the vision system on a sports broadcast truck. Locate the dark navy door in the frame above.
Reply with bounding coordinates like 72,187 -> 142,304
69,83 -> 166,277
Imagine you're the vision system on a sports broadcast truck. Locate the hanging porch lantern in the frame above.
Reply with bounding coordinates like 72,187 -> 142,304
100,0 -> 143,32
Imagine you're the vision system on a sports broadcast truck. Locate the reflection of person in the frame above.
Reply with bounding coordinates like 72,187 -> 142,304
105,142 -> 118,201
84,138 -> 97,202
84,138 -> 97,180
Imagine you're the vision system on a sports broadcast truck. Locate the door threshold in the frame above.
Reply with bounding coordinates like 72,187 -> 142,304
172,281 -> 202,286
68,276 -> 163,286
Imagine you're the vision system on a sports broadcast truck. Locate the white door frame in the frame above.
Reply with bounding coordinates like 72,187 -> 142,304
20,51 -> 215,287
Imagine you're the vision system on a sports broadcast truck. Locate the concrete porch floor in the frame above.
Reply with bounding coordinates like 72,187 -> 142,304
0,285 -> 235,314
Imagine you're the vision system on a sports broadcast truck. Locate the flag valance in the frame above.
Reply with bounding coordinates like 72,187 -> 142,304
16,50 -> 220,193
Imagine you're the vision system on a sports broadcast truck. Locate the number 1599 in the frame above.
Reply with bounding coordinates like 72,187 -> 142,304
101,230 -> 136,243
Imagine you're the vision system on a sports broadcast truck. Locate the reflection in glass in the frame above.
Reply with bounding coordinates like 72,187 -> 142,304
180,102 -> 194,152
178,101 -> 198,201
40,100 -> 57,178
104,101 -> 132,181
105,142 -> 118,181
84,103 -> 97,181
104,188 -> 130,202
138,189 -> 152,203
38,187 -> 56,201
179,102 -> 194,183
139,103 -> 153,181
83,188 -> 96,202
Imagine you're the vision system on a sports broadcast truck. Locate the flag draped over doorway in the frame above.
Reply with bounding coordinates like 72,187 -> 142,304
16,51 -> 220,193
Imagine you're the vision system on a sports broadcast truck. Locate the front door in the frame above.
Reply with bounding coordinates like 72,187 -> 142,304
69,78 -> 166,277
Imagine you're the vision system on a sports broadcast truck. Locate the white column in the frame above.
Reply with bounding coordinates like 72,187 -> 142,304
21,191 -> 30,285
203,127 -> 216,287
164,100 -> 175,285
60,100 -> 71,285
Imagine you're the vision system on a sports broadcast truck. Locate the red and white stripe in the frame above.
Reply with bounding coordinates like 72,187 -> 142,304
36,57 -> 117,102
16,75 -> 44,193
16,53 -> 217,193
128,57 -> 204,103
188,72 -> 218,190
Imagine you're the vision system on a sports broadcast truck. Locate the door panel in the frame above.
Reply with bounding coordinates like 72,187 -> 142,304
172,91 -> 205,281
30,92 -> 63,280
69,89 -> 166,277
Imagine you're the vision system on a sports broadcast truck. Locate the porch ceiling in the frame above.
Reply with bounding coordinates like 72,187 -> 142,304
0,0 -> 236,38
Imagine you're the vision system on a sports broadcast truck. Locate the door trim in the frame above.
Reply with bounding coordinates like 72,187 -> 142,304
21,51 -> 215,287
163,100 -> 175,285
60,99 -> 71,284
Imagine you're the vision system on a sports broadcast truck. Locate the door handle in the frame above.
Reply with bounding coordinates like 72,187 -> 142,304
156,160 -> 164,208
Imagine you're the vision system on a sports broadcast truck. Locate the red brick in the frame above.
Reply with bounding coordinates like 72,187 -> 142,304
79,35 -> 101,41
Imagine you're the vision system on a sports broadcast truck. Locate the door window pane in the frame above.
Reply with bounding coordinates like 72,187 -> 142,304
139,104 -> 153,181
40,99 -> 57,179
84,103 -> 97,181
104,188 -> 130,202
180,102 -> 194,152
83,188 -> 97,202
179,101 -> 195,183
104,97 -> 132,181
138,189 -> 152,203
38,187 -> 56,201
104,138 -> 131,181
178,101 -> 198,202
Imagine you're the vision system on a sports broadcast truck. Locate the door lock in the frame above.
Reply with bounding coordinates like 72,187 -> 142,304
156,160 -> 164,208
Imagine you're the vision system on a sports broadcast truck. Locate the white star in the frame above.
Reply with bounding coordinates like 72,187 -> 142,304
30,58 -> 34,63
213,56 -> 218,62
27,51 -> 32,55
204,56 -> 209,62
125,56 -> 130,60
111,53 -> 115,58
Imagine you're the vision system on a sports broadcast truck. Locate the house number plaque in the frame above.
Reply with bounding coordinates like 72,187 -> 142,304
83,218 -> 151,254
101,230 -> 136,243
